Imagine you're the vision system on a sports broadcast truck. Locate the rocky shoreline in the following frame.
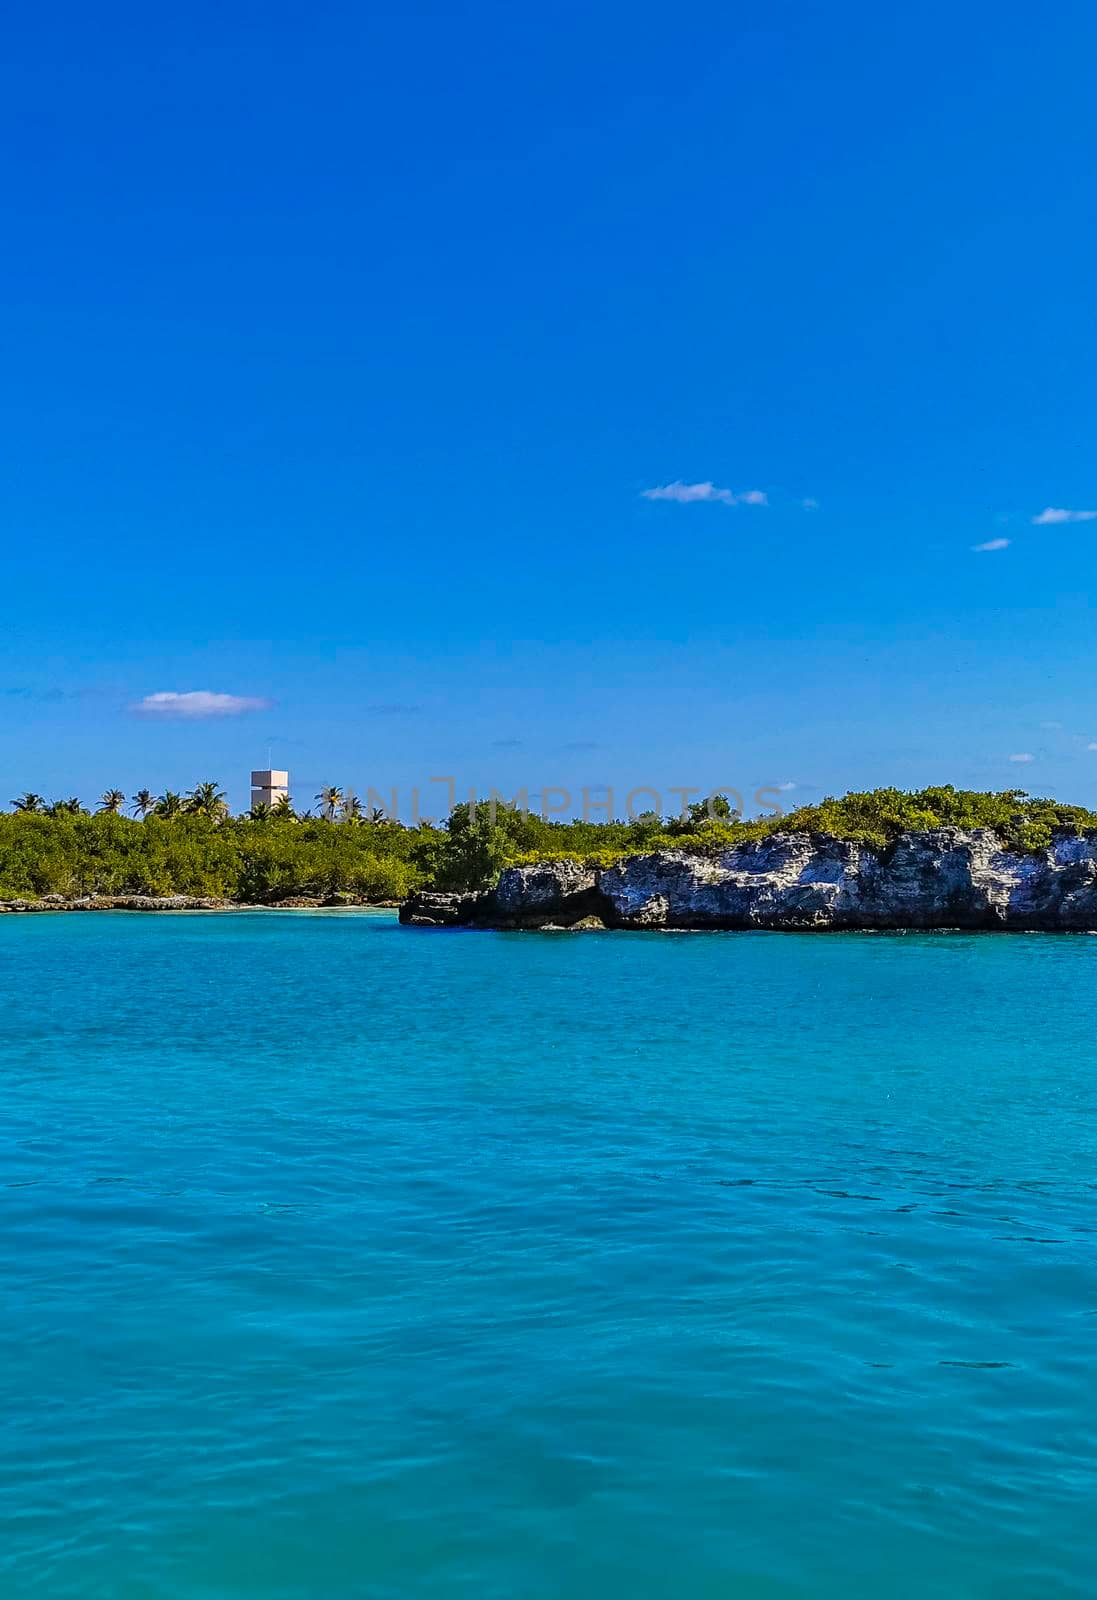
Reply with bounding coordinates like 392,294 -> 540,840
400,828 -> 1097,932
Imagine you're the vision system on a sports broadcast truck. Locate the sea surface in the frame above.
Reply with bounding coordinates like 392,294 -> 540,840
1,912 -> 1095,1599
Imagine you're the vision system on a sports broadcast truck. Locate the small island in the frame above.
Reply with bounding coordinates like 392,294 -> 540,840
1,784 -> 1096,928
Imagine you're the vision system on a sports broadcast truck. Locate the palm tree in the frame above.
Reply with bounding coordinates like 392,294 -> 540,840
341,792 -> 362,823
98,790 -> 125,814
12,792 -> 45,813
316,785 -> 343,822
46,797 -> 84,817
272,793 -> 295,819
154,790 -> 184,820
131,789 -> 155,819
185,782 -> 228,821
249,801 -> 272,822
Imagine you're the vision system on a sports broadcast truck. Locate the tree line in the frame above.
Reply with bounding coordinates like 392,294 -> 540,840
10,783 -> 394,823
2,785 -> 1095,902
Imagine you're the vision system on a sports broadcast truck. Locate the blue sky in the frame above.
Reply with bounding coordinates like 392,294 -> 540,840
3,1 -> 1096,815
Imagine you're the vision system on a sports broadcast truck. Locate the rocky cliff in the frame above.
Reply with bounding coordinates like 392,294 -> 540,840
399,828 -> 1097,931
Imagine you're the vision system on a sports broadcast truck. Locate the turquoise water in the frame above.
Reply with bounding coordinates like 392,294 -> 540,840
1,913 -> 1095,1599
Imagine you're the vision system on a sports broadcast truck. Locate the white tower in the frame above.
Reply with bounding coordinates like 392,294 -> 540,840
250,769 -> 289,810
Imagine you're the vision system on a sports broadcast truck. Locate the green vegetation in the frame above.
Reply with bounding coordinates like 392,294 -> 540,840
0,790 -> 435,902
2,785 -> 1095,901
760,787 -> 1097,852
433,786 -> 1097,886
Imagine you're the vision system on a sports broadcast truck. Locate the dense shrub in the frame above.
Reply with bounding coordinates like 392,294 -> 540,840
770,787 -> 1097,852
0,812 -> 433,902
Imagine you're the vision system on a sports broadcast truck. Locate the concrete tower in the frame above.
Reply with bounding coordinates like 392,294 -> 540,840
250,769 -> 289,810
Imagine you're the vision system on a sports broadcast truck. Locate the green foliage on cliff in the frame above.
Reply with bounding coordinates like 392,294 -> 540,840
766,787 -> 1097,852
2,786 -> 1095,900
442,786 -> 1097,879
433,800 -> 677,887
658,787 -> 1095,853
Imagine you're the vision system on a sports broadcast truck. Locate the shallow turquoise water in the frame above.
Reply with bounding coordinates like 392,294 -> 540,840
1,912 -> 1095,1598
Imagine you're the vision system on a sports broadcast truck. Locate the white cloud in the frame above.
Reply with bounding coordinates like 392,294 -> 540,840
801,497 -> 819,510
973,538 -> 1010,552
1089,742 -> 1097,752
775,781 -> 798,791
1031,507 -> 1097,525
640,481 -> 768,507
1009,752 -> 1034,763
132,691 -> 270,718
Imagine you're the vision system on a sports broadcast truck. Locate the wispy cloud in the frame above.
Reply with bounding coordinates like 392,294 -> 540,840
758,778 -> 818,792
132,691 -> 270,718
1031,507 -> 1097,525
641,481 -> 768,507
5,685 -> 72,702
973,538 -> 1010,552
368,703 -> 422,716
492,737 -> 524,749
1009,752 -> 1035,763
801,497 -> 819,510
4,685 -> 108,702
1089,742 -> 1097,752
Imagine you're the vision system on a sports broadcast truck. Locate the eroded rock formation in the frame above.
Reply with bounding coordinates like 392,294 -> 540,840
399,829 -> 1097,931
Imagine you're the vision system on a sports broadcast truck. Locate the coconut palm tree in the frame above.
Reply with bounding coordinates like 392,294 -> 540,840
185,781 -> 228,820
12,792 -> 45,813
341,792 -> 362,823
249,801 -> 272,822
131,789 -> 155,819
46,797 -> 84,817
98,790 -> 125,814
316,785 -> 343,822
272,793 -> 295,819
154,790 -> 184,819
